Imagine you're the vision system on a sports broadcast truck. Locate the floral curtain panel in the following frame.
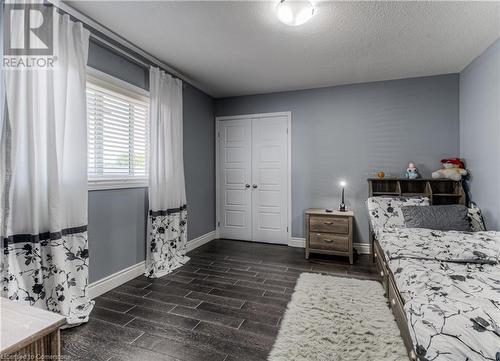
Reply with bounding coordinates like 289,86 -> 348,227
146,67 -> 189,278
0,9 -> 94,325
147,207 -> 188,277
2,231 -> 91,324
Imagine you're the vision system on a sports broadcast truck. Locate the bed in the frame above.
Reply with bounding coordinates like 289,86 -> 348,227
367,196 -> 500,361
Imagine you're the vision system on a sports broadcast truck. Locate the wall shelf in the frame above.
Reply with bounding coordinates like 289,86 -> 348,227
368,178 -> 466,205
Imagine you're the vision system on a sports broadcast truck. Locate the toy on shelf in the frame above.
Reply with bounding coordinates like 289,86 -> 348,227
406,162 -> 420,179
432,158 -> 468,181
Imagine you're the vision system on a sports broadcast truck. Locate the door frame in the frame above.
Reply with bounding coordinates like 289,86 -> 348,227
215,111 -> 292,245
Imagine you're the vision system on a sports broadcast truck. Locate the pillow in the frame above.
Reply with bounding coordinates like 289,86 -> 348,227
401,205 -> 471,231
367,196 -> 430,235
468,204 -> 487,232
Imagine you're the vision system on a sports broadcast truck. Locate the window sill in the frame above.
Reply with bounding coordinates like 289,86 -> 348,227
88,179 -> 148,191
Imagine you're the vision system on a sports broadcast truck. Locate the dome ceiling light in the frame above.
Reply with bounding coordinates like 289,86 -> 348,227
276,0 -> 315,26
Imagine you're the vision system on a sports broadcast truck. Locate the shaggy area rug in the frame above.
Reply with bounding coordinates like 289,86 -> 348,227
268,273 -> 407,361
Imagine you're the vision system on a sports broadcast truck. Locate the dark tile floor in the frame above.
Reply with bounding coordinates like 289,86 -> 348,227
61,239 -> 377,361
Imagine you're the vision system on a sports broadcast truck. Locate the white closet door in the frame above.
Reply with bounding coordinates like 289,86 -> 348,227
219,119 -> 252,240
251,116 -> 288,244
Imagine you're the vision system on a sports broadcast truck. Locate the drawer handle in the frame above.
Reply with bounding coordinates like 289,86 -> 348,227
323,239 -> 334,243
324,221 -> 334,225
380,271 -> 384,277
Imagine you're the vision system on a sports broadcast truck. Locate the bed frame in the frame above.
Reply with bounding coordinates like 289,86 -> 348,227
368,178 -> 466,361
373,239 -> 417,360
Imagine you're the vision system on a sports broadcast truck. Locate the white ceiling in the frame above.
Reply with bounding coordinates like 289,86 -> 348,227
67,1 -> 500,98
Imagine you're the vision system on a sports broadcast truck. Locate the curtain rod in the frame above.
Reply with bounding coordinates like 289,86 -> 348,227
47,0 -> 209,93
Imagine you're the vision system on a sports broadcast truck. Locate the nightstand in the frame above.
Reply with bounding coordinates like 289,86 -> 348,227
305,209 -> 354,264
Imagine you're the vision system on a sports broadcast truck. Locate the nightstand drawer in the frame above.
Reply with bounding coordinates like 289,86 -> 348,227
309,216 -> 349,234
310,233 -> 349,252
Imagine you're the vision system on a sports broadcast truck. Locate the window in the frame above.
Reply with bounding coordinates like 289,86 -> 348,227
86,70 -> 149,190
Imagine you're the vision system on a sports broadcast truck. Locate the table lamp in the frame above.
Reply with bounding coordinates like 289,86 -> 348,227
339,180 -> 347,212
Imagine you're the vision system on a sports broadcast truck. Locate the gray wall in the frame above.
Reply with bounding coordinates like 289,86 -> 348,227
216,74 -> 460,244
183,84 -> 216,240
87,43 -> 215,282
460,38 -> 500,231
88,188 -> 148,282
87,39 -> 149,90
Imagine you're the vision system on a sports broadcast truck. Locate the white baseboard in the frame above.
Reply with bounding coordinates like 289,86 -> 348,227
354,243 -> 371,255
88,230 -> 217,299
186,230 -> 217,252
88,261 -> 145,299
288,237 -> 371,255
288,237 -> 306,248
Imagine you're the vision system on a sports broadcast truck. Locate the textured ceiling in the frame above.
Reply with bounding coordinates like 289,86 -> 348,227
67,1 -> 500,97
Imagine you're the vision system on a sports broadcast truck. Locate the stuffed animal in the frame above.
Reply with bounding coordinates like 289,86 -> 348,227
406,162 -> 420,179
432,158 -> 467,181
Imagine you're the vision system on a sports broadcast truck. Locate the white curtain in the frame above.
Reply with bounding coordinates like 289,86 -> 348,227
145,66 -> 188,278
0,3 -> 4,136
0,11 -> 94,325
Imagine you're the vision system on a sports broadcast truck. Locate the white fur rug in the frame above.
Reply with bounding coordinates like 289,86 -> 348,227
268,273 -> 407,361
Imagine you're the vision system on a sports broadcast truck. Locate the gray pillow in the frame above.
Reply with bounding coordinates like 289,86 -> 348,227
401,205 -> 472,231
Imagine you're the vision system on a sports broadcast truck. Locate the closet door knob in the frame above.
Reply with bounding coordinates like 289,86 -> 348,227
245,184 -> 250,188
252,184 -> 258,189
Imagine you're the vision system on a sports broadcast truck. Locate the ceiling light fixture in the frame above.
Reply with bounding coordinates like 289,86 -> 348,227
276,0 -> 315,26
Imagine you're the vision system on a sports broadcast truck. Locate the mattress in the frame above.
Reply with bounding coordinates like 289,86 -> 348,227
377,228 -> 500,361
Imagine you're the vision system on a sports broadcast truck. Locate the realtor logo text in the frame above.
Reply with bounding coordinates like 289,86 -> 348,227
3,2 -> 57,69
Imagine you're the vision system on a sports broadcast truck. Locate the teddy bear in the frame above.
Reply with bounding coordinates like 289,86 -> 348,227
432,158 -> 468,181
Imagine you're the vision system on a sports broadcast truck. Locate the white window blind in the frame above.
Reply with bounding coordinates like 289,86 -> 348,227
86,80 -> 149,185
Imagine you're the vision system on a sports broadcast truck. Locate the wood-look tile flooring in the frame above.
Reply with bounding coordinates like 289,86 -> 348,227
61,239 -> 377,361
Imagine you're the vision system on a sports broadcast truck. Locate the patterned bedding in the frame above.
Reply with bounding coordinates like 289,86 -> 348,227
366,197 -> 500,360
377,228 -> 500,361
367,196 -> 430,237
380,227 -> 500,265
